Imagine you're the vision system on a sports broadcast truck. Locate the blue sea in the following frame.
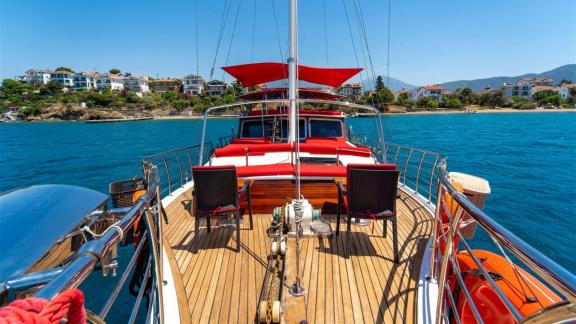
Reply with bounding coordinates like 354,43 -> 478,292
1,112 -> 575,320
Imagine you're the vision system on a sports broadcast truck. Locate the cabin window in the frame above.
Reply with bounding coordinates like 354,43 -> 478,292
309,119 -> 343,137
241,119 -> 275,138
280,119 -> 306,140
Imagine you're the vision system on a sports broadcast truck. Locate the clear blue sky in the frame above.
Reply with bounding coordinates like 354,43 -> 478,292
1,0 -> 574,85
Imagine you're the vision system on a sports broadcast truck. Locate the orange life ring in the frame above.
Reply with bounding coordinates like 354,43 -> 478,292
451,250 -> 561,323
131,190 -> 147,248
438,182 -> 464,254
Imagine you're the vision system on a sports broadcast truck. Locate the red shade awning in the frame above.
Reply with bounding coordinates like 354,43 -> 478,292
238,87 -> 343,100
222,62 -> 362,87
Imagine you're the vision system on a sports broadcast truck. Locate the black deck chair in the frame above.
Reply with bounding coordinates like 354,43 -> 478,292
191,165 -> 253,252
336,164 -> 400,263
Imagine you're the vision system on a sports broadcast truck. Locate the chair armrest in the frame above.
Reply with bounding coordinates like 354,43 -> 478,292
336,181 -> 347,195
238,180 -> 251,193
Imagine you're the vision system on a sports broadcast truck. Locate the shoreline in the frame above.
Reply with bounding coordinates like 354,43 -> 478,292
2,108 -> 574,123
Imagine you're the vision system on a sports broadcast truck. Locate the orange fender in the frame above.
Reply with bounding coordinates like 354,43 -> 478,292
452,250 -> 561,323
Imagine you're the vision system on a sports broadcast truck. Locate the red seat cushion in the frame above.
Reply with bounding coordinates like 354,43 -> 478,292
214,143 -> 371,158
235,163 -> 348,178
299,164 -> 347,177
236,163 -> 294,177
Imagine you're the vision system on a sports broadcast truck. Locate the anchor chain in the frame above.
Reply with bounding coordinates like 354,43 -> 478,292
264,202 -> 287,323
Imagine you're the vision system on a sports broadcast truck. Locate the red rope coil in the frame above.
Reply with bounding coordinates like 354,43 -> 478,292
0,289 -> 86,324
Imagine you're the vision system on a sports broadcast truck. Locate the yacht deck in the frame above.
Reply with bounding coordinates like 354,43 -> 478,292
162,187 -> 433,324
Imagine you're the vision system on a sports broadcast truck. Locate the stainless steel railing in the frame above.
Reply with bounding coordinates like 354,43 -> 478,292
349,137 -> 445,204
31,167 -> 166,323
430,160 -> 576,323
142,143 -> 213,197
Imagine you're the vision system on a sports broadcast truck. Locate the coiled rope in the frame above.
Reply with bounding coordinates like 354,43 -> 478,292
0,289 -> 86,324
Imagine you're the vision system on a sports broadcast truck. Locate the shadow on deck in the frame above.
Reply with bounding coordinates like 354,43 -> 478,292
162,187 -> 433,324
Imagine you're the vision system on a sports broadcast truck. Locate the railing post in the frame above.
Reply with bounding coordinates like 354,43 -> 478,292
428,156 -> 440,203
160,155 -> 171,195
428,175 -> 443,281
184,150 -> 193,181
435,190 -> 463,324
415,152 -> 426,194
393,145 -> 401,166
403,149 -> 414,184
174,152 -> 183,188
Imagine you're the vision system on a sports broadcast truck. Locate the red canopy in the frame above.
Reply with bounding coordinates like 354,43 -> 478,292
222,62 -> 362,87
238,87 -> 343,100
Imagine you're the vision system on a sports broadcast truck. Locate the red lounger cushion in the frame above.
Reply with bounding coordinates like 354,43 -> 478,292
236,163 -> 348,178
236,163 -> 294,177
215,143 -> 371,158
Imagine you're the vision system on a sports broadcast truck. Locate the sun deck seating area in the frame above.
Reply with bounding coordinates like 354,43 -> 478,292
162,185 -> 433,323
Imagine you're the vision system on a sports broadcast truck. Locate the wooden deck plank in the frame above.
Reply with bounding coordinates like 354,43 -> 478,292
162,187 -> 432,324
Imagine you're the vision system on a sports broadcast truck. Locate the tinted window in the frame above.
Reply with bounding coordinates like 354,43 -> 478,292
280,119 -> 306,139
241,119 -> 274,138
310,119 -> 343,137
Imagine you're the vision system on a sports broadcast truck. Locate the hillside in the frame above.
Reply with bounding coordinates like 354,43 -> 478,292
439,64 -> 576,92
360,76 -> 418,92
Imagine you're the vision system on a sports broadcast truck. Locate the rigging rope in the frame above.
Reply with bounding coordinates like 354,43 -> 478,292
322,0 -> 329,66
250,0 -> 257,62
195,0 -> 199,76
386,0 -> 391,88
222,0 -> 244,82
271,0 -> 287,83
351,0 -> 390,151
209,0 -> 232,81
341,0 -> 366,90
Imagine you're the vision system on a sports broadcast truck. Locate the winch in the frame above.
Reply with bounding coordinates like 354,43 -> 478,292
272,199 -> 332,237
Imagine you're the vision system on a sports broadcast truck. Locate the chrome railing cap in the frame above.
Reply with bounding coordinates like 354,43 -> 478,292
0,184 -> 108,283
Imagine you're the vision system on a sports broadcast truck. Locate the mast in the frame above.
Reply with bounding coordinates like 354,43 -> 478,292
287,0 -> 298,144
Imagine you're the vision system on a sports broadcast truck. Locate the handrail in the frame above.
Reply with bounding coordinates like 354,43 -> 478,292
348,139 -> 445,204
430,160 -> 576,323
198,98 -> 389,166
142,143 -> 212,197
32,169 -> 166,323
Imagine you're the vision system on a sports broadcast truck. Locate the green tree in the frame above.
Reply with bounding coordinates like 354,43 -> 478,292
55,67 -> 74,72
478,90 -> 504,109
109,68 -> 121,75
441,98 -> 463,108
559,79 -> 572,85
46,80 -> 64,94
395,92 -> 410,106
232,81 -> 244,97
0,79 -> 32,103
374,87 -> 394,104
532,90 -> 562,106
453,87 -> 478,105
375,76 -> 385,91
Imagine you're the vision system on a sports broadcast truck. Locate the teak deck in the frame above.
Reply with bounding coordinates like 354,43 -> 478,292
162,183 -> 432,324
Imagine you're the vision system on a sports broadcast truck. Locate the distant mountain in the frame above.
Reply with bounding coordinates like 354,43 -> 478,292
439,64 -> 576,92
266,76 -> 418,92
360,76 -> 418,92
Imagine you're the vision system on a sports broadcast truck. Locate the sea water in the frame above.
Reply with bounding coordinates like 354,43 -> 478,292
1,112 -> 574,321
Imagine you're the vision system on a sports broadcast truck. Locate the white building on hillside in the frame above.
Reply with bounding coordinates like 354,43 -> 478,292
518,77 -> 555,87
559,84 -> 575,99
205,80 -> 227,96
23,70 -> 52,85
50,71 -> 74,88
124,76 -> 150,95
95,73 -> 125,91
183,74 -> 205,95
502,83 -> 532,98
339,83 -> 362,101
410,85 -> 445,101
72,72 -> 98,91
